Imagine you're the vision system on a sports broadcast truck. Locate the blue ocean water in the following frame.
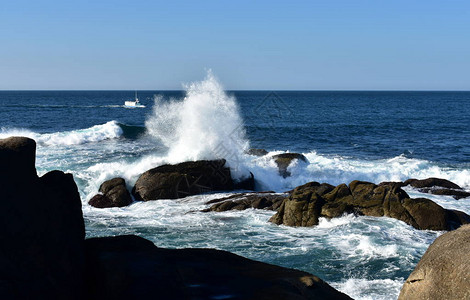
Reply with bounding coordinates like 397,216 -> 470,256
1,78 -> 469,299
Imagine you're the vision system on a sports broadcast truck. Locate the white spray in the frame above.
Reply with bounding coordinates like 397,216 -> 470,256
145,70 -> 250,173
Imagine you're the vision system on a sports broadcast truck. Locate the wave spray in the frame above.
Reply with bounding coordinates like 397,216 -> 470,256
146,70 -> 250,171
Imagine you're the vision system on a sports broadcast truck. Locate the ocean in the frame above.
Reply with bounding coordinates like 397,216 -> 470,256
1,74 -> 469,300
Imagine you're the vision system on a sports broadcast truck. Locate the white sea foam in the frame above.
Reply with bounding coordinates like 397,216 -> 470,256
0,121 -> 123,146
145,70 -> 250,175
332,278 -> 404,300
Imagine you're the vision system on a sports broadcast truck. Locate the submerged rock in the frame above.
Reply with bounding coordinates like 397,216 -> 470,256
399,224 -> 470,299
270,180 -> 470,230
85,235 -> 352,300
132,159 -> 235,201
272,153 -> 308,178
246,148 -> 269,156
89,177 -> 133,208
202,192 -> 287,212
0,137 -> 85,299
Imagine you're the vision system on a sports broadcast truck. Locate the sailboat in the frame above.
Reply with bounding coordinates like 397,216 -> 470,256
124,91 -> 145,108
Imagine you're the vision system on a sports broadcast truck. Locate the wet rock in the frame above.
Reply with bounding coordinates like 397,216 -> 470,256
399,224 -> 470,299
233,172 -> 255,191
0,137 -> 85,299
89,177 -> 132,208
270,180 -> 470,230
272,153 -> 308,178
417,187 -> 470,200
202,192 -> 288,212
85,235 -> 352,300
404,177 -> 461,190
132,159 -> 234,201
246,148 -> 269,156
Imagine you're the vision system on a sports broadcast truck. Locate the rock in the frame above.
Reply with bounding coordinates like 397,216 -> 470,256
272,153 -> 308,178
233,172 -> 256,191
404,177 -> 461,190
202,192 -> 288,212
417,187 -> 470,200
0,137 -> 85,299
246,148 -> 269,156
132,159 -> 234,201
398,224 -> 470,299
84,235 -> 352,300
270,180 -> 470,230
89,177 -> 132,208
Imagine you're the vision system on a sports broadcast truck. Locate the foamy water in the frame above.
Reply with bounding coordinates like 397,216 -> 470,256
1,74 -> 470,300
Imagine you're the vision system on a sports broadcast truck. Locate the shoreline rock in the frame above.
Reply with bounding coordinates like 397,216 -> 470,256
89,177 -> 132,208
2,136 -> 349,299
132,159 -> 235,201
399,224 -> 470,299
272,153 -> 308,178
202,192 -> 288,212
269,180 -> 470,230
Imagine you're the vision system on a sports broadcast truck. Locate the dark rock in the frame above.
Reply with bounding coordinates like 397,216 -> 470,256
85,235 -> 352,300
0,137 -> 85,299
246,148 -> 269,156
399,224 -> 470,299
404,177 -> 461,190
132,159 -> 234,201
417,187 -> 470,200
272,153 -> 308,178
270,180 -> 470,230
233,172 -> 255,191
202,192 -> 288,212
89,177 -> 132,208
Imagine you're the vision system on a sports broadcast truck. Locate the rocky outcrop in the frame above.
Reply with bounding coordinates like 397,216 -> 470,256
404,177 -> 470,199
272,153 -> 308,178
132,159 -> 235,201
269,180 -> 470,230
85,235 -> 352,300
89,177 -> 132,208
1,137 -> 351,299
246,148 -> 269,156
233,172 -> 256,190
398,224 -> 470,299
0,137 -> 85,299
202,192 -> 287,212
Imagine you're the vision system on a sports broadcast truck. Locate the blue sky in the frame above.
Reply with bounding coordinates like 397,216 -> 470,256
1,0 -> 469,90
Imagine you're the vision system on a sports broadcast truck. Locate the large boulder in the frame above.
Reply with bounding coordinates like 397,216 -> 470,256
202,192 -> 287,212
84,235 -> 352,300
0,137 -> 85,299
270,180 -> 470,230
398,224 -> 470,299
89,177 -> 132,208
272,153 -> 308,178
132,159 -> 235,201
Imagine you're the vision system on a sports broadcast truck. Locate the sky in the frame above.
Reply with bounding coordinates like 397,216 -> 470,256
1,0 -> 469,90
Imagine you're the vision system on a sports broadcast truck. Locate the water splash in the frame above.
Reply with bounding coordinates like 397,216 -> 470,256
146,70 -> 250,167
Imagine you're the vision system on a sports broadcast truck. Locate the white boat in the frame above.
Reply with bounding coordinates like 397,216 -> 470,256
124,91 -> 145,108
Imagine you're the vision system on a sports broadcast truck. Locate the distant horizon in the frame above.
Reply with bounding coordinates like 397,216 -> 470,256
1,89 -> 470,92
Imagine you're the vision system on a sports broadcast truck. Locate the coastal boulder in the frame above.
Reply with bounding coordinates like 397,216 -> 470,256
89,177 -> 132,208
202,192 -> 288,212
270,180 -> 470,230
404,177 -> 470,199
0,137 -> 85,299
84,235 -> 352,300
132,159 -> 234,201
398,224 -> 470,299
272,153 -> 308,178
